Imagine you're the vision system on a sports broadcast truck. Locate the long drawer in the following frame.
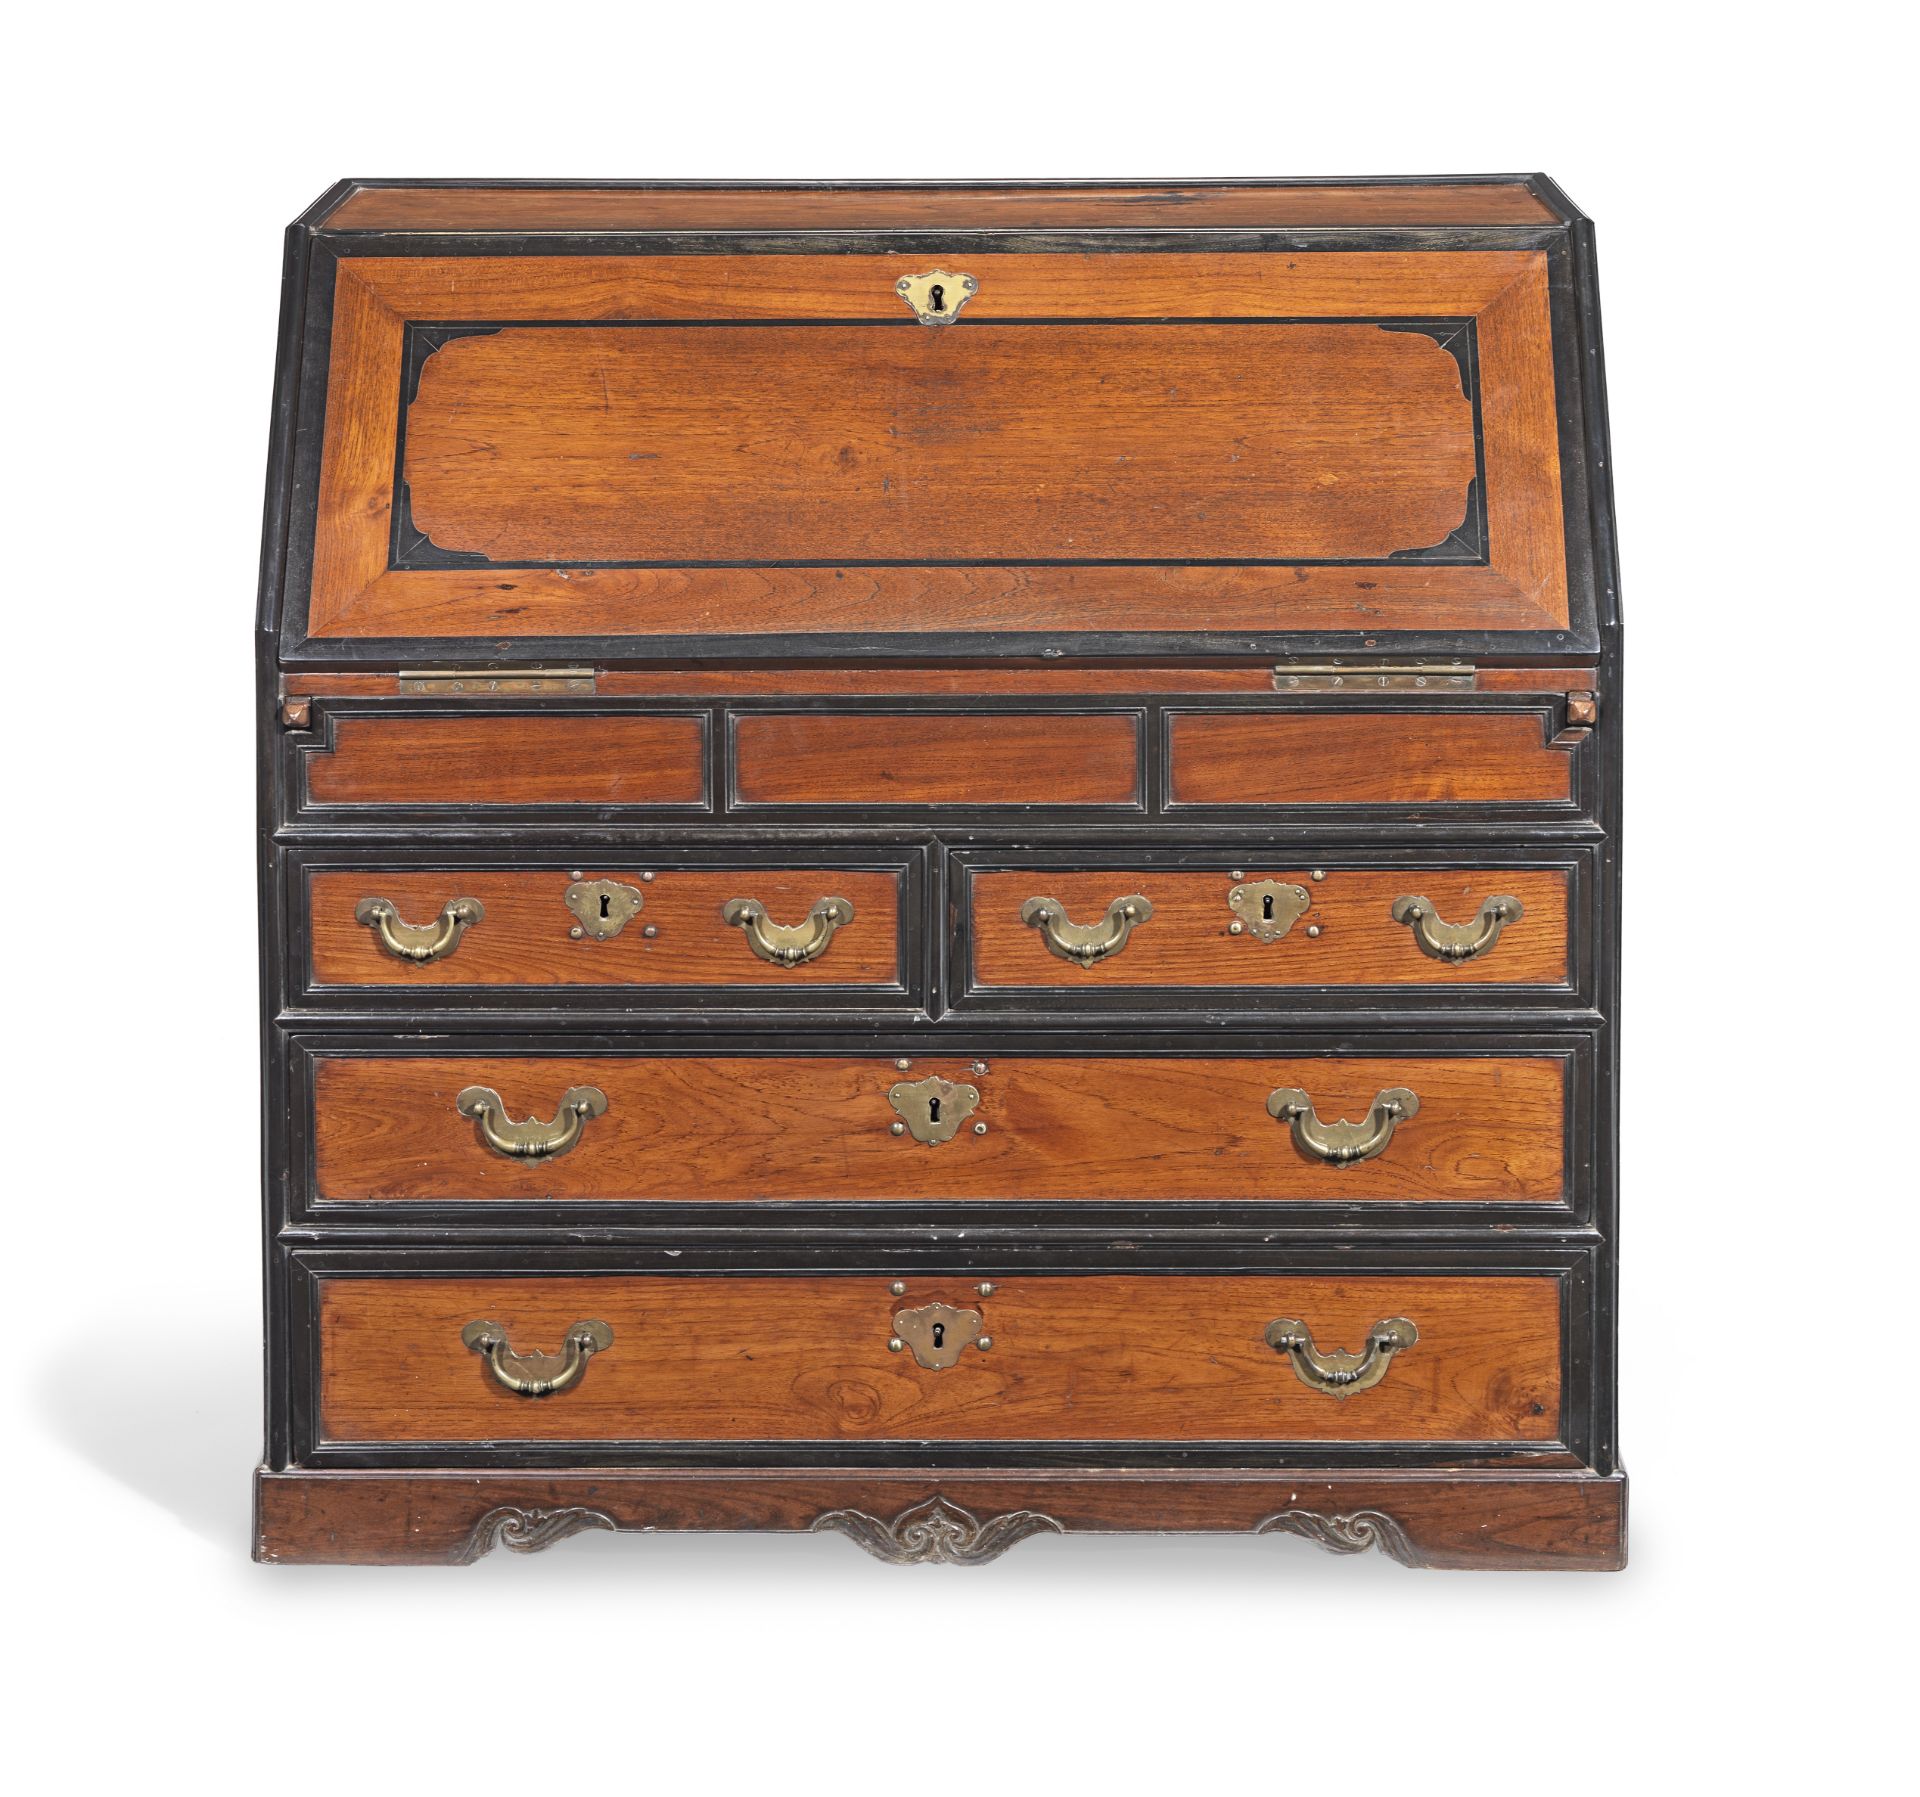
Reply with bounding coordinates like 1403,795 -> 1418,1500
315,1272 -> 1562,1446
303,1048 -> 1571,1207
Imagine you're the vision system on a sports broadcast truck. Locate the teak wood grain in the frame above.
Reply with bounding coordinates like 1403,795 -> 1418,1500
316,1273 -> 1563,1444
1167,710 -> 1573,806
302,713 -> 706,808
731,711 -> 1139,807
308,868 -> 902,988
969,867 -> 1569,988
322,182 -> 1562,232
403,323 -> 1476,565
309,1053 -> 1567,1204
304,252 -> 1568,644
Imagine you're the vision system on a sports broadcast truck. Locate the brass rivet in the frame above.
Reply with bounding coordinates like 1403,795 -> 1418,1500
1230,870 -> 1245,880
971,1061 -> 989,1075
895,1058 -> 912,1071
642,924 -> 658,938
640,871 -> 654,882
890,1281 -> 907,1295
1311,869 -> 1327,882
973,1122 -> 988,1135
977,1282 -> 996,1297
889,1121 -> 906,1136
888,1337 -> 905,1352
1306,925 -> 1322,938
570,870 -> 584,880
977,1336 -> 994,1351
569,926 -> 583,939
1228,920 -> 1244,936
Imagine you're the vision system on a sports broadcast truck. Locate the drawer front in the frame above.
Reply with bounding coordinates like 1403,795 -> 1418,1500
302,860 -> 909,997
307,1052 -> 1567,1206
964,862 -> 1571,995
301,710 -> 709,811
316,1272 -> 1562,1445
730,710 -> 1142,811
1166,706 -> 1577,809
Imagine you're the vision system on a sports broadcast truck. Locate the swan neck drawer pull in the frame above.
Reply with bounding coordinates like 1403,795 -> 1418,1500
1390,894 -> 1523,963
354,896 -> 484,962
721,896 -> 854,966
461,1319 -> 613,1396
1020,894 -> 1154,966
1264,1317 -> 1418,1397
455,1085 -> 608,1161
1266,1086 -> 1419,1166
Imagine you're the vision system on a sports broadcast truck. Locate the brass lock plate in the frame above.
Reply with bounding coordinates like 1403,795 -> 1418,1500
1227,879 -> 1311,943
888,1075 -> 980,1145
565,878 -> 645,941
895,269 -> 977,325
891,1301 -> 986,1369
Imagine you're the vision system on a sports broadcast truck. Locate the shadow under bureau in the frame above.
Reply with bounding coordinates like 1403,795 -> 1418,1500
254,176 -> 1624,1568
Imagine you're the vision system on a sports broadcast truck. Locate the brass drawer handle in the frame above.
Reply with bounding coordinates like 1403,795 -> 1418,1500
354,896 -> 483,963
461,1318 -> 613,1396
1265,1317 -> 1418,1397
1390,894 -> 1523,963
1019,894 -> 1154,967
455,1085 -> 608,1161
1266,1086 -> 1419,1166
721,896 -> 855,966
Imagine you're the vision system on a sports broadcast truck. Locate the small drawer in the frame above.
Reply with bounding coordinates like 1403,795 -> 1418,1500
299,707 -> 710,813
1163,699 -> 1588,815
304,1049 -> 1570,1207
730,708 -> 1143,811
960,857 -> 1577,1002
315,1271 -> 1563,1446
296,854 -> 915,1003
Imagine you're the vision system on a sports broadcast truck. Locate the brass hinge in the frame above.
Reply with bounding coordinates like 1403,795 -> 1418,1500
1273,662 -> 1476,692
397,668 -> 597,696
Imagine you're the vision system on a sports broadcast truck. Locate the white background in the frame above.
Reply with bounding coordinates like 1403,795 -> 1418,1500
7,4 -> 1910,1790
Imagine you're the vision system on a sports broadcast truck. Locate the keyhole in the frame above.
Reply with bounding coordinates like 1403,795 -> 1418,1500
1262,893 -> 1275,920
928,1096 -> 941,1123
928,283 -> 945,313
599,894 -> 612,919
931,1322 -> 946,1349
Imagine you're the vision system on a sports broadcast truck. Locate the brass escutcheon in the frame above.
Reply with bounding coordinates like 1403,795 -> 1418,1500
456,1085 -> 608,1161
890,1300 -> 987,1369
895,269 -> 977,325
888,1075 -> 980,1145
354,896 -> 483,963
461,1318 -> 613,1396
565,878 -> 645,941
721,895 -> 854,966
1390,894 -> 1524,963
1227,879 -> 1311,943
1264,1316 -> 1418,1398
1266,1086 -> 1419,1166
1020,894 -> 1154,967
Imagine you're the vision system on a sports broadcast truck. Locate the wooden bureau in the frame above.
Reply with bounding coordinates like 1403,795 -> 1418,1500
254,177 -> 1624,1568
